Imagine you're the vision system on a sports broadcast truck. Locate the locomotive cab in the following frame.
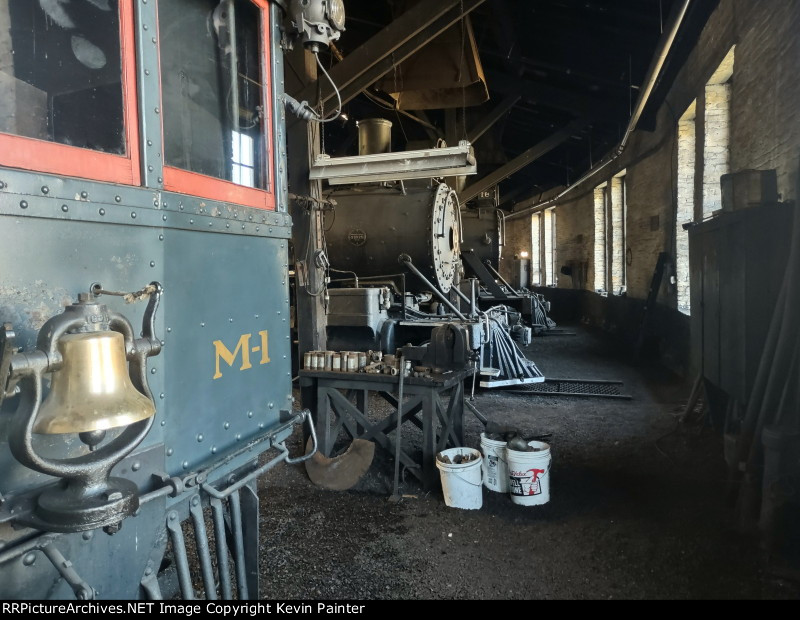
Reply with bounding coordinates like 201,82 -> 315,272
0,0 -> 308,600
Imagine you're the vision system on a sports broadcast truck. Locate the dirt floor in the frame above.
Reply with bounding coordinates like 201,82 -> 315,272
258,325 -> 800,600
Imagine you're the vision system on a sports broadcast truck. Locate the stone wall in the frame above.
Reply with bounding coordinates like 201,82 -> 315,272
504,0 -> 800,308
500,0 -> 800,374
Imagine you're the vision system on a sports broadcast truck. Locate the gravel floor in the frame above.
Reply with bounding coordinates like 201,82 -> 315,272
257,325 -> 800,600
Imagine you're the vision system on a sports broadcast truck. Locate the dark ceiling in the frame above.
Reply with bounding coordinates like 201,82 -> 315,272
314,0 -> 714,209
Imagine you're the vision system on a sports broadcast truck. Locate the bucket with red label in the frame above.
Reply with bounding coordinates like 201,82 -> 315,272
507,441 -> 551,506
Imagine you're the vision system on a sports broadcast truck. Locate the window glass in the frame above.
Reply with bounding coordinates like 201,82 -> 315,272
531,213 -> 542,286
676,103 -> 696,314
0,0 -> 124,153
593,186 -> 607,292
159,0 -> 266,189
544,208 -> 556,287
610,176 -> 626,295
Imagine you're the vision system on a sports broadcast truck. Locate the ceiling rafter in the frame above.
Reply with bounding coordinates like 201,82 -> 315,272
294,0 -> 487,109
459,117 -> 591,204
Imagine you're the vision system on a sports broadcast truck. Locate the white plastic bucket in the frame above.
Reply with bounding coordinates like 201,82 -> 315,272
436,447 -> 483,510
480,433 -> 509,493
507,441 -> 551,506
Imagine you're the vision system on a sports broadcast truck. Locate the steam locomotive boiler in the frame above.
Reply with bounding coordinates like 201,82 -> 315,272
325,181 -> 462,295
324,179 -> 465,352
0,0 -> 329,600
461,206 -> 556,336
320,121 -> 544,387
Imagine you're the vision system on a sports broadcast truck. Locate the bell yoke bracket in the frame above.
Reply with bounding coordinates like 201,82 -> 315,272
0,282 -> 163,533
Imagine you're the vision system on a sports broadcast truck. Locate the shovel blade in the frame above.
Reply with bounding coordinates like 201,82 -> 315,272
304,437 -> 375,491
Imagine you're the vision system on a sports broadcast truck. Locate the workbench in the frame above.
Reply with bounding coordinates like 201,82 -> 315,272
299,368 -> 472,490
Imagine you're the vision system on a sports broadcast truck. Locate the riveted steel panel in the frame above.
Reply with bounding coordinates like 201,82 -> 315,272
0,169 -> 292,237
0,167 -> 159,208
0,213 -> 167,495
0,493 -> 166,600
0,208 -> 292,476
0,0 -> 293,599
270,2 -> 289,213
135,0 -> 164,189
161,228 -> 292,474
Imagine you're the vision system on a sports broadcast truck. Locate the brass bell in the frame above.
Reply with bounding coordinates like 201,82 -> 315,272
34,331 -> 155,435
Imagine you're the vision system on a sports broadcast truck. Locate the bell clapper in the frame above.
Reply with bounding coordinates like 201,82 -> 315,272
79,430 -> 107,452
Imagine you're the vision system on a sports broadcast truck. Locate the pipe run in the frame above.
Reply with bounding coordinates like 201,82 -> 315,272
202,410 -> 318,500
398,254 -> 467,320
484,261 -> 520,296
506,0 -> 692,221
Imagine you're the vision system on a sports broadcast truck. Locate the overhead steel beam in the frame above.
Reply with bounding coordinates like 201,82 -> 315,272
516,56 -> 631,91
497,185 -> 529,207
335,0 -> 488,107
458,118 -> 590,204
501,185 -> 544,208
510,187 -> 564,213
467,94 -> 521,144
487,70 -> 600,117
296,0 -> 487,108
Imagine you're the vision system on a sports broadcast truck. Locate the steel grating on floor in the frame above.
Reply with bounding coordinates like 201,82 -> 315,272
501,378 -> 633,399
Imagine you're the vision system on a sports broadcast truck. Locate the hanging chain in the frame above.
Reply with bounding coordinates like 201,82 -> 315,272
392,52 -> 410,144
392,52 -> 399,104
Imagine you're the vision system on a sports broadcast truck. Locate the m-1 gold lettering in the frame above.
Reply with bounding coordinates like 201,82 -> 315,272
213,330 -> 270,379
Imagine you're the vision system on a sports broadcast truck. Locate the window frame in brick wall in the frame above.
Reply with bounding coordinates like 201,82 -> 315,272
702,46 -> 735,218
610,172 -> 627,296
531,212 -> 543,286
531,209 -> 558,287
593,183 -> 608,293
676,101 -> 697,315
593,176 -> 627,296
544,207 -> 557,286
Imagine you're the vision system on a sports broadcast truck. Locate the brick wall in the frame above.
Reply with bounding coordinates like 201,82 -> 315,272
731,2 -> 800,200
623,139 -> 675,299
703,82 -> 732,215
553,193 -> 592,291
499,211 -> 531,282
504,0 -> 800,308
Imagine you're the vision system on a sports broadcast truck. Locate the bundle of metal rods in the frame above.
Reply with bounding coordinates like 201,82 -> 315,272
531,294 -> 557,331
480,317 -> 544,387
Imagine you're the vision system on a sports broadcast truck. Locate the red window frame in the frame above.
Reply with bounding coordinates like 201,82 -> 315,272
160,0 -> 276,211
0,1 -> 141,186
